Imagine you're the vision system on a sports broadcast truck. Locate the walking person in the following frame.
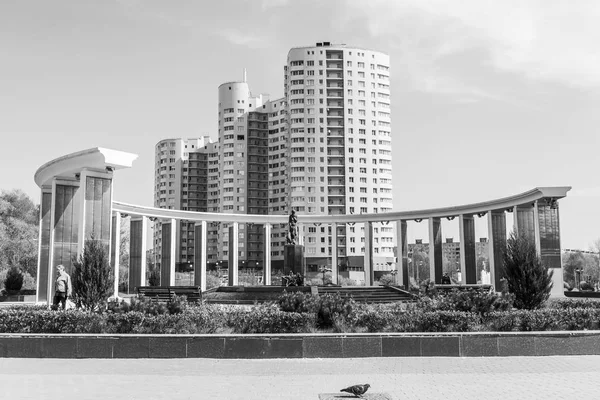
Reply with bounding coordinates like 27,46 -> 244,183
53,264 -> 72,310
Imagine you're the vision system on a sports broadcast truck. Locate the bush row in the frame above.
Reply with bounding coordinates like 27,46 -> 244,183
2,303 -> 600,334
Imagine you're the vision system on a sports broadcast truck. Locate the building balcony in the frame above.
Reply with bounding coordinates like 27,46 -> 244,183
327,101 -> 343,108
326,90 -> 343,98
327,128 -> 344,137
327,159 -> 344,166
326,62 -> 343,69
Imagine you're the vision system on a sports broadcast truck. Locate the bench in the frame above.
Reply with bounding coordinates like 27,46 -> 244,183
137,286 -> 202,303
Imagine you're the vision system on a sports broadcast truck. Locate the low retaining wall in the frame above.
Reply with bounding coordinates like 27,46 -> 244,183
1,331 -> 600,359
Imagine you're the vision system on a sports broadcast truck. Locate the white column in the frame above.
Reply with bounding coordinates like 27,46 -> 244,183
263,223 -> 272,286
395,220 -> 406,287
458,215 -> 467,284
194,221 -> 207,292
533,200 -> 541,256
112,212 -> 121,298
168,217 -> 176,286
428,218 -> 435,282
228,222 -> 239,286
363,221 -> 374,286
331,223 -> 338,285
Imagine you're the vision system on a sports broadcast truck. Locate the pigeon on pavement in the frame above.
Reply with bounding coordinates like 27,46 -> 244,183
340,383 -> 370,398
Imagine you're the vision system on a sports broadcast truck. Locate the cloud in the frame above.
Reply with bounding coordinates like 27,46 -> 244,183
343,0 -> 600,89
216,29 -> 271,48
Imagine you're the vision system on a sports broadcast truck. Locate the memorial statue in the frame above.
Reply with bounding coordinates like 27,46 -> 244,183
286,210 -> 298,245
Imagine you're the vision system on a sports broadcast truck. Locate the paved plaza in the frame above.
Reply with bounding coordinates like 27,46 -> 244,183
2,355 -> 599,399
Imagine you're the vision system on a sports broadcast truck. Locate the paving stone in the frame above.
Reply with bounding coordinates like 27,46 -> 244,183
319,393 -> 394,399
2,355 -> 600,399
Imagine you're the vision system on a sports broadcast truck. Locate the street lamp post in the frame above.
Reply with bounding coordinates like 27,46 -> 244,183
319,266 -> 332,285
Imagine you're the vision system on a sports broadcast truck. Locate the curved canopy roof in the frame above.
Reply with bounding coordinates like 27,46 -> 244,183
35,147 -> 138,188
113,186 -> 571,224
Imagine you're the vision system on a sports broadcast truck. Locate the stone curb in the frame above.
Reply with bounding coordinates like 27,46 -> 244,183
1,331 -> 600,358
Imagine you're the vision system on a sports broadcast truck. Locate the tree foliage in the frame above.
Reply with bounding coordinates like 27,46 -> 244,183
503,231 -> 553,310
72,239 -> 113,311
4,267 -> 24,292
0,190 -> 39,278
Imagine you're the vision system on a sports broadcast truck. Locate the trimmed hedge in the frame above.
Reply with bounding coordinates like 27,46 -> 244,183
1,297 -> 600,334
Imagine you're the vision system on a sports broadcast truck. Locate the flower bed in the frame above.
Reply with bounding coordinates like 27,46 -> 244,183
1,292 -> 599,334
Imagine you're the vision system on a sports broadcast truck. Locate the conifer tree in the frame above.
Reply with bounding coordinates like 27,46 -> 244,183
503,230 -> 553,309
72,238 -> 113,311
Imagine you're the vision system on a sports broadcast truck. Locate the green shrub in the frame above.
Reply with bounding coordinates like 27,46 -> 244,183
105,311 -> 146,333
416,289 -> 514,315
0,308 -> 105,333
378,274 -> 395,286
482,311 -> 518,332
229,304 -> 316,333
107,295 -> 190,316
547,298 -> 600,310
350,303 -> 394,333
517,309 -> 560,331
338,275 -> 357,286
72,239 -> 113,311
556,308 -> 600,330
206,271 -> 221,289
503,231 -> 553,310
387,310 -> 479,332
4,267 -> 24,292
277,291 -> 356,329
148,270 -> 160,287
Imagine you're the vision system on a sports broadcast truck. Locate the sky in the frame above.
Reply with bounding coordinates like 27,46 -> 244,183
1,0 -> 598,250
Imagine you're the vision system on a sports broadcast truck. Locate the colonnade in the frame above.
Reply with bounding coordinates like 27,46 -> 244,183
35,148 -> 570,303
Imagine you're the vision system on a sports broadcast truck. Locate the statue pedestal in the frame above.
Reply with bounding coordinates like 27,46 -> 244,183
284,245 -> 305,275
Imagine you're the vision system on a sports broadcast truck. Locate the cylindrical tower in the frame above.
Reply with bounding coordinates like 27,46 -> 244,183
285,42 -> 394,272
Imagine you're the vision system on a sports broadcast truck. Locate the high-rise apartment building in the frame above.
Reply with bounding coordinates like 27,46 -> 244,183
284,42 -> 394,271
153,137 -> 214,267
153,42 -> 395,279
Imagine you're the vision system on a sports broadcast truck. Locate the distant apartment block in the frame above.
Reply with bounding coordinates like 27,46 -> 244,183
153,42 -> 394,275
